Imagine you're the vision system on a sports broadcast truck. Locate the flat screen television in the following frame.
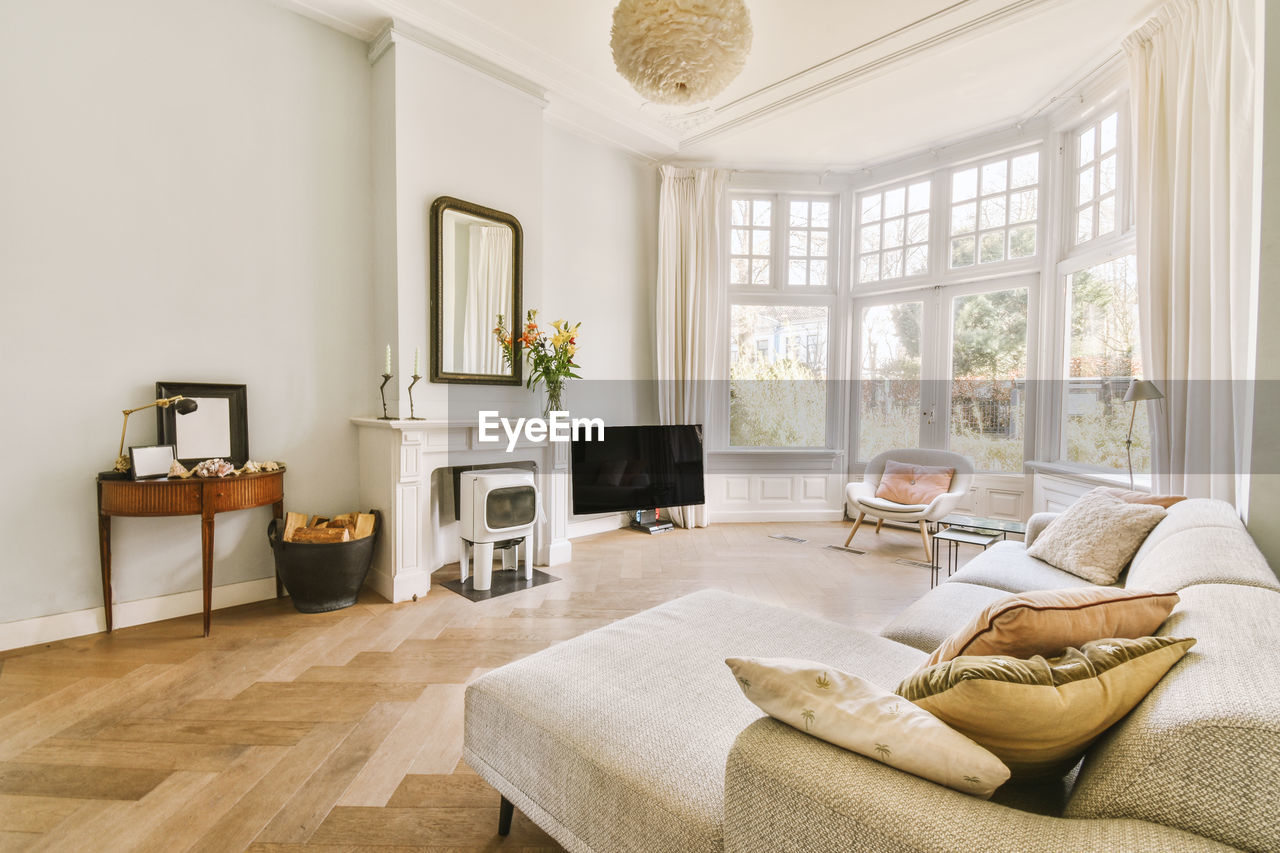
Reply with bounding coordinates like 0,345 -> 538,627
571,424 -> 705,514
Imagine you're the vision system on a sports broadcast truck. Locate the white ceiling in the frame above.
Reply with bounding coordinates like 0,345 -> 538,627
279,0 -> 1160,169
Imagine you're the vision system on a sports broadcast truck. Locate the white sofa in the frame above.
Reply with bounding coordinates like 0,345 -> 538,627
463,499 -> 1280,852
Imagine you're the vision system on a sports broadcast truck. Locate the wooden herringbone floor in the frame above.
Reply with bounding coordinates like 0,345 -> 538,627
0,521 -> 958,851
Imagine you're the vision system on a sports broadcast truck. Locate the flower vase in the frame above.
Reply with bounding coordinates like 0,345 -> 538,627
542,382 -> 565,418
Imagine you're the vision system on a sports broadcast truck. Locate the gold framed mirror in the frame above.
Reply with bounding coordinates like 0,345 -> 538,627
429,196 -> 523,385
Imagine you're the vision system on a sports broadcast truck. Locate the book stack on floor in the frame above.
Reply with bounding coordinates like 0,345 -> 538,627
281,511 -> 376,543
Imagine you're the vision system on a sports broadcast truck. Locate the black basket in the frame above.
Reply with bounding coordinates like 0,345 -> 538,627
267,511 -> 380,613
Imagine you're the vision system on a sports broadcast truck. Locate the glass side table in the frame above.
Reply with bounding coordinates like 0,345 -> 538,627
930,515 -> 1028,588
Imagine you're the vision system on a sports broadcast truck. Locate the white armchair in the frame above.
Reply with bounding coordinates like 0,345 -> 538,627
843,449 -> 975,561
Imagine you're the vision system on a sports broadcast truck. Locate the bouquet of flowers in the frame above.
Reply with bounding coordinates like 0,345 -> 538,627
495,309 -> 582,414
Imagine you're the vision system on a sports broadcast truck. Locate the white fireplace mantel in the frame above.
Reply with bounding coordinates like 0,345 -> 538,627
352,417 -> 572,603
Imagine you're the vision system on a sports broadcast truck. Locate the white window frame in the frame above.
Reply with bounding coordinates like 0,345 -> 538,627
1064,103 -> 1132,253
945,146 -> 1045,273
853,176 -> 934,287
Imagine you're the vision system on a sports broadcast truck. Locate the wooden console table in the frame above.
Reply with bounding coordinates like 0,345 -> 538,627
96,469 -> 285,637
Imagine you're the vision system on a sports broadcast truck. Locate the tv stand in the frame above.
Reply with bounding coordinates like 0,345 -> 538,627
630,508 -> 673,535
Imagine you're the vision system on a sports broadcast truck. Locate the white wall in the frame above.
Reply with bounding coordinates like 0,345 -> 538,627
0,0 -> 373,631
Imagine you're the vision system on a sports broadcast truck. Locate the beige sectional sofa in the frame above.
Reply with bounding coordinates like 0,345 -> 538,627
463,499 -> 1280,852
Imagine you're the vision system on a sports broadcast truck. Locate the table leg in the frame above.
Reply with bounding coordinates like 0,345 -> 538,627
930,534 -> 940,588
98,512 -> 113,633
201,504 -> 215,638
273,500 -> 284,599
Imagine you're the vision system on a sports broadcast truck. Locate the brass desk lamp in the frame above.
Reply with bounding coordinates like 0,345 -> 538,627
113,395 -> 198,473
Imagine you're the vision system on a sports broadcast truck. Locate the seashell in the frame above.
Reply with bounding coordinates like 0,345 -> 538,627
193,458 -> 234,478
237,461 -> 261,475
259,460 -> 281,471
168,460 -> 193,479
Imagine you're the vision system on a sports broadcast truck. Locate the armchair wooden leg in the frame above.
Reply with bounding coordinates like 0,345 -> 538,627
498,795 -> 514,836
875,517 -> 885,534
844,512 -> 866,547
918,521 -> 932,563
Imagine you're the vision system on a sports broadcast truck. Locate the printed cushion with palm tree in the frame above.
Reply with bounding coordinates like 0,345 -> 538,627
726,657 -> 1009,797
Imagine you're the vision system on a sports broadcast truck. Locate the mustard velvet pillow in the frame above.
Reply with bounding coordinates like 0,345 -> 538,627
923,587 -> 1181,668
1025,488 -> 1167,583
727,657 -> 1010,797
897,636 -> 1195,778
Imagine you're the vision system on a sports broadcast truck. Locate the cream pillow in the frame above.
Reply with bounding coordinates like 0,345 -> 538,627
726,657 -> 1010,797
923,587 -> 1181,668
1026,488 -> 1167,583
897,635 -> 1195,778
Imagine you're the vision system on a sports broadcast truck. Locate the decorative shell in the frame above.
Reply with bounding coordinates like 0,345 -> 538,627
193,458 -> 235,478
234,460 -> 282,475
168,460 -> 193,479
611,0 -> 753,105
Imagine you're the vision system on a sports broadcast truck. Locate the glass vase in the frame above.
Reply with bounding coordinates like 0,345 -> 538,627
542,380 -> 565,418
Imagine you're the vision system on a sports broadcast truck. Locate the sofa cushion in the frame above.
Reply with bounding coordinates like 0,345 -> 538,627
857,496 -> 929,514
726,657 -> 1009,798
947,541 -> 1104,593
1066,583 -> 1280,853
923,587 -> 1181,667
875,460 -> 954,506
1126,500 -> 1280,592
463,589 -> 925,853
881,582 -> 1012,653
899,635 -> 1196,778
1098,486 -> 1187,508
1026,490 -> 1167,584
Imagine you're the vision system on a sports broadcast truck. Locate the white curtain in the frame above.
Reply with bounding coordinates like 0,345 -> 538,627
1124,0 -> 1257,505
656,166 -> 728,528
462,225 -> 513,374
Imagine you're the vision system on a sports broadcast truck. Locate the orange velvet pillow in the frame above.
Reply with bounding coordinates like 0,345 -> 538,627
1098,487 -> 1187,509
922,587 -> 1181,668
875,460 -> 955,506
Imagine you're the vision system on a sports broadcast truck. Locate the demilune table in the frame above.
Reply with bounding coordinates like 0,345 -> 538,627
96,469 -> 285,637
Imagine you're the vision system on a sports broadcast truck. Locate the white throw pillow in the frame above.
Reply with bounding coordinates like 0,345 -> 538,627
726,657 -> 1010,797
1026,488 -> 1167,584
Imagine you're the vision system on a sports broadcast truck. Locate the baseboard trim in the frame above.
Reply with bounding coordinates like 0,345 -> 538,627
0,576 -> 279,653
567,513 -> 627,539
711,509 -> 845,523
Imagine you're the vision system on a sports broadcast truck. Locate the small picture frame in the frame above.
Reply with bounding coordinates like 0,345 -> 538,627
130,444 -> 177,480
155,381 -> 249,466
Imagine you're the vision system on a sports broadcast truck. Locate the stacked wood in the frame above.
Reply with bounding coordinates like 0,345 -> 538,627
282,510 -> 376,544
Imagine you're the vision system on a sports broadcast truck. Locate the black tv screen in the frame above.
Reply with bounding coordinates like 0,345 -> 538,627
571,424 -> 705,514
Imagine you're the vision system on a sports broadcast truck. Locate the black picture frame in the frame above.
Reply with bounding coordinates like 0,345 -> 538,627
129,444 -> 176,480
156,381 -> 249,466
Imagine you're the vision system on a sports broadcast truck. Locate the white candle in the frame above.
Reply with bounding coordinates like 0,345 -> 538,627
413,347 -> 420,376
384,344 -> 392,375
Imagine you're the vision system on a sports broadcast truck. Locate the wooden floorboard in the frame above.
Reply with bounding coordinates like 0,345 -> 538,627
0,520 -> 956,850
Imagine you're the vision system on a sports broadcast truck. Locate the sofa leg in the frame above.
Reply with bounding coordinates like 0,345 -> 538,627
918,521 -> 932,563
498,795 -> 514,836
875,517 -> 884,534
844,512 -> 865,547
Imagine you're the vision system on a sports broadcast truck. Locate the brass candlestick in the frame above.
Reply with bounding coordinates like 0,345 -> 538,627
378,373 -> 394,420
406,374 -> 423,420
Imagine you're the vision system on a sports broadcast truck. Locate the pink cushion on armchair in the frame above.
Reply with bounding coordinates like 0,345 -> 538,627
875,460 -> 956,506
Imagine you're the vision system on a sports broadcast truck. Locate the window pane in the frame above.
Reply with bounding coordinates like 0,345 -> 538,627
810,230 -> 829,257
1066,256 -> 1146,471
1076,206 -> 1094,243
883,217 -> 905,248
859,254 -> 880,283
809,259 -> 827,287
731,228 -> 750,254
908,181 -> 931,213
907,213 -> 929,244
1010,153 -> 1039,189
860,224 -> 880,254
1097,195 -> 1116,235
981,160 -> 1008,195
752,200 -> 772,226
1099,154 -> 1117,195
979,196 -> 1006,230
979,231 -> 1005,264
789,259 -> 807,285
883,249 -> 905,279
952,168 -> 978,202
1100,112 -> 1118,154
731,199 -> 750,226
1078,167 -> 1095,205
905,245 -> 928,276
884,187 -> 906,218
751,258 -> 770,285
859,303 -> 921,460
731,258 -> 749,284
951,288 -> 1028,472
861,193 -> 882,223
951,202 -> 976,235
1009,225 -> 1036,259
811,201 -> 830,227
1079,127 -> 1096,165
951,236 -> 976,268
731,304 -> 828,447
1009,189 -> 1038,224
753,228 -> 771,255
790,201 -> 809,227
789,230 -> 807,257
